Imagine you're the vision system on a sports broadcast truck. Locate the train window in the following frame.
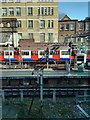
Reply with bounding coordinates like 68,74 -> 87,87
77,56 -> 84,61
5,52 -> 12,55
61,51 -> 69,55
22,51 -> 29,55
86,50 -> 90,55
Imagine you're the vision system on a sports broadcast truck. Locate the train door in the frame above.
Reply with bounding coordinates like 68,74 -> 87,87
60,50 -> 69,60
21,50 -> 31,61
31,50 -> 38,60
14,50 -> 22,61
0,50 -> 4,61
53,50 -> 60,60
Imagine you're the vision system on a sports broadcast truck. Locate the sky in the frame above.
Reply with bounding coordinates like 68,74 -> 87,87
58,1 -> 89,20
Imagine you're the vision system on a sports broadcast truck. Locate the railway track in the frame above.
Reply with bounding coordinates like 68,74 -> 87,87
2,85 -> 90,97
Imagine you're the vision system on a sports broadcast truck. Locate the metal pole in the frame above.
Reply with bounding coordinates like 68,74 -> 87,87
84,89 -> 87,101
53,89 -> 56,103
8,34 -> 11,68
20,90 -> 23,102
40,74 -> 43,103
2,90 -> 5,101
47,59 -> 49,69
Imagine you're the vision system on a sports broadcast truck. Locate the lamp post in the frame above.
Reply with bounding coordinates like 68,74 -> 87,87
36,70 -> 43,108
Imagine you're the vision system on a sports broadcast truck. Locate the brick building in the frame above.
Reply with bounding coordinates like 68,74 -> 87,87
0,0 -> 58,44
0,0 -> 90,47
58,15 -> 90,44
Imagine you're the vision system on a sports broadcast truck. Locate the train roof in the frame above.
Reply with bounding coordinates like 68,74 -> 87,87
18,39 -> 69,50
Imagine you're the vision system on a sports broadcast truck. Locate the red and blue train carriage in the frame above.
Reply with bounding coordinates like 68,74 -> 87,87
0,49 -> 90,65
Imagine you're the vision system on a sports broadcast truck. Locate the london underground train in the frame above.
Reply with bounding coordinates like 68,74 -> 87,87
0,49 -> 90,66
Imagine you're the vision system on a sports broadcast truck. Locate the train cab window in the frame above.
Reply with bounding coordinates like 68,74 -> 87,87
31,51 -> 38,55
0,51 -> 3,55
62,51 -> 69,55
54,51 -> 59,55
5,51 -> 12,56
40,51 -> 45,55
35,51 -> 38,55
0,52 -> 1,55
22,51 -> 29,56
14,51 -> 19,55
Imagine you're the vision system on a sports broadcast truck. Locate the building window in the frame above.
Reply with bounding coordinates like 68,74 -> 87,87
39,20 -> 45,28
16,0 -> 20,2
17,20 -> 22,28
38,7 -> 52,16
48,0 -> 54,1
48,20 -> 50,28
86,23 -> 90,30
60,24 -> 64,30
40,33 -> 45,42
48,33 -> 53,42
2,8 -> 7,16
18,33 -> 22,39
1,0 -> 6,2
28,7 -> 33,15
9,0 -> 13,2
65,24 -> 69,30
51,20 -> 53,28
79,23 -> 84,30
28,33 -> 33,39
38,7 -> 40,15
9,8 -> 14,16
44,7 -> 47,15
16,7 -> 21,16
51,7 -> 54,15
41,7 -> 44,15
38,0 -> 45,2
48,20 -> 53,28
48,7 -> 50,15
28,20 -> 33,28
70,23 -> 75,30
27,0 -> 32,2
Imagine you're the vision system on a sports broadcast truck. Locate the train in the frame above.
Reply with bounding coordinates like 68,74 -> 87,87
0,48 -> 90,67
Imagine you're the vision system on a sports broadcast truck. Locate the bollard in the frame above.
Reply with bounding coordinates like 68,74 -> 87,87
53,89 -> 56,103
